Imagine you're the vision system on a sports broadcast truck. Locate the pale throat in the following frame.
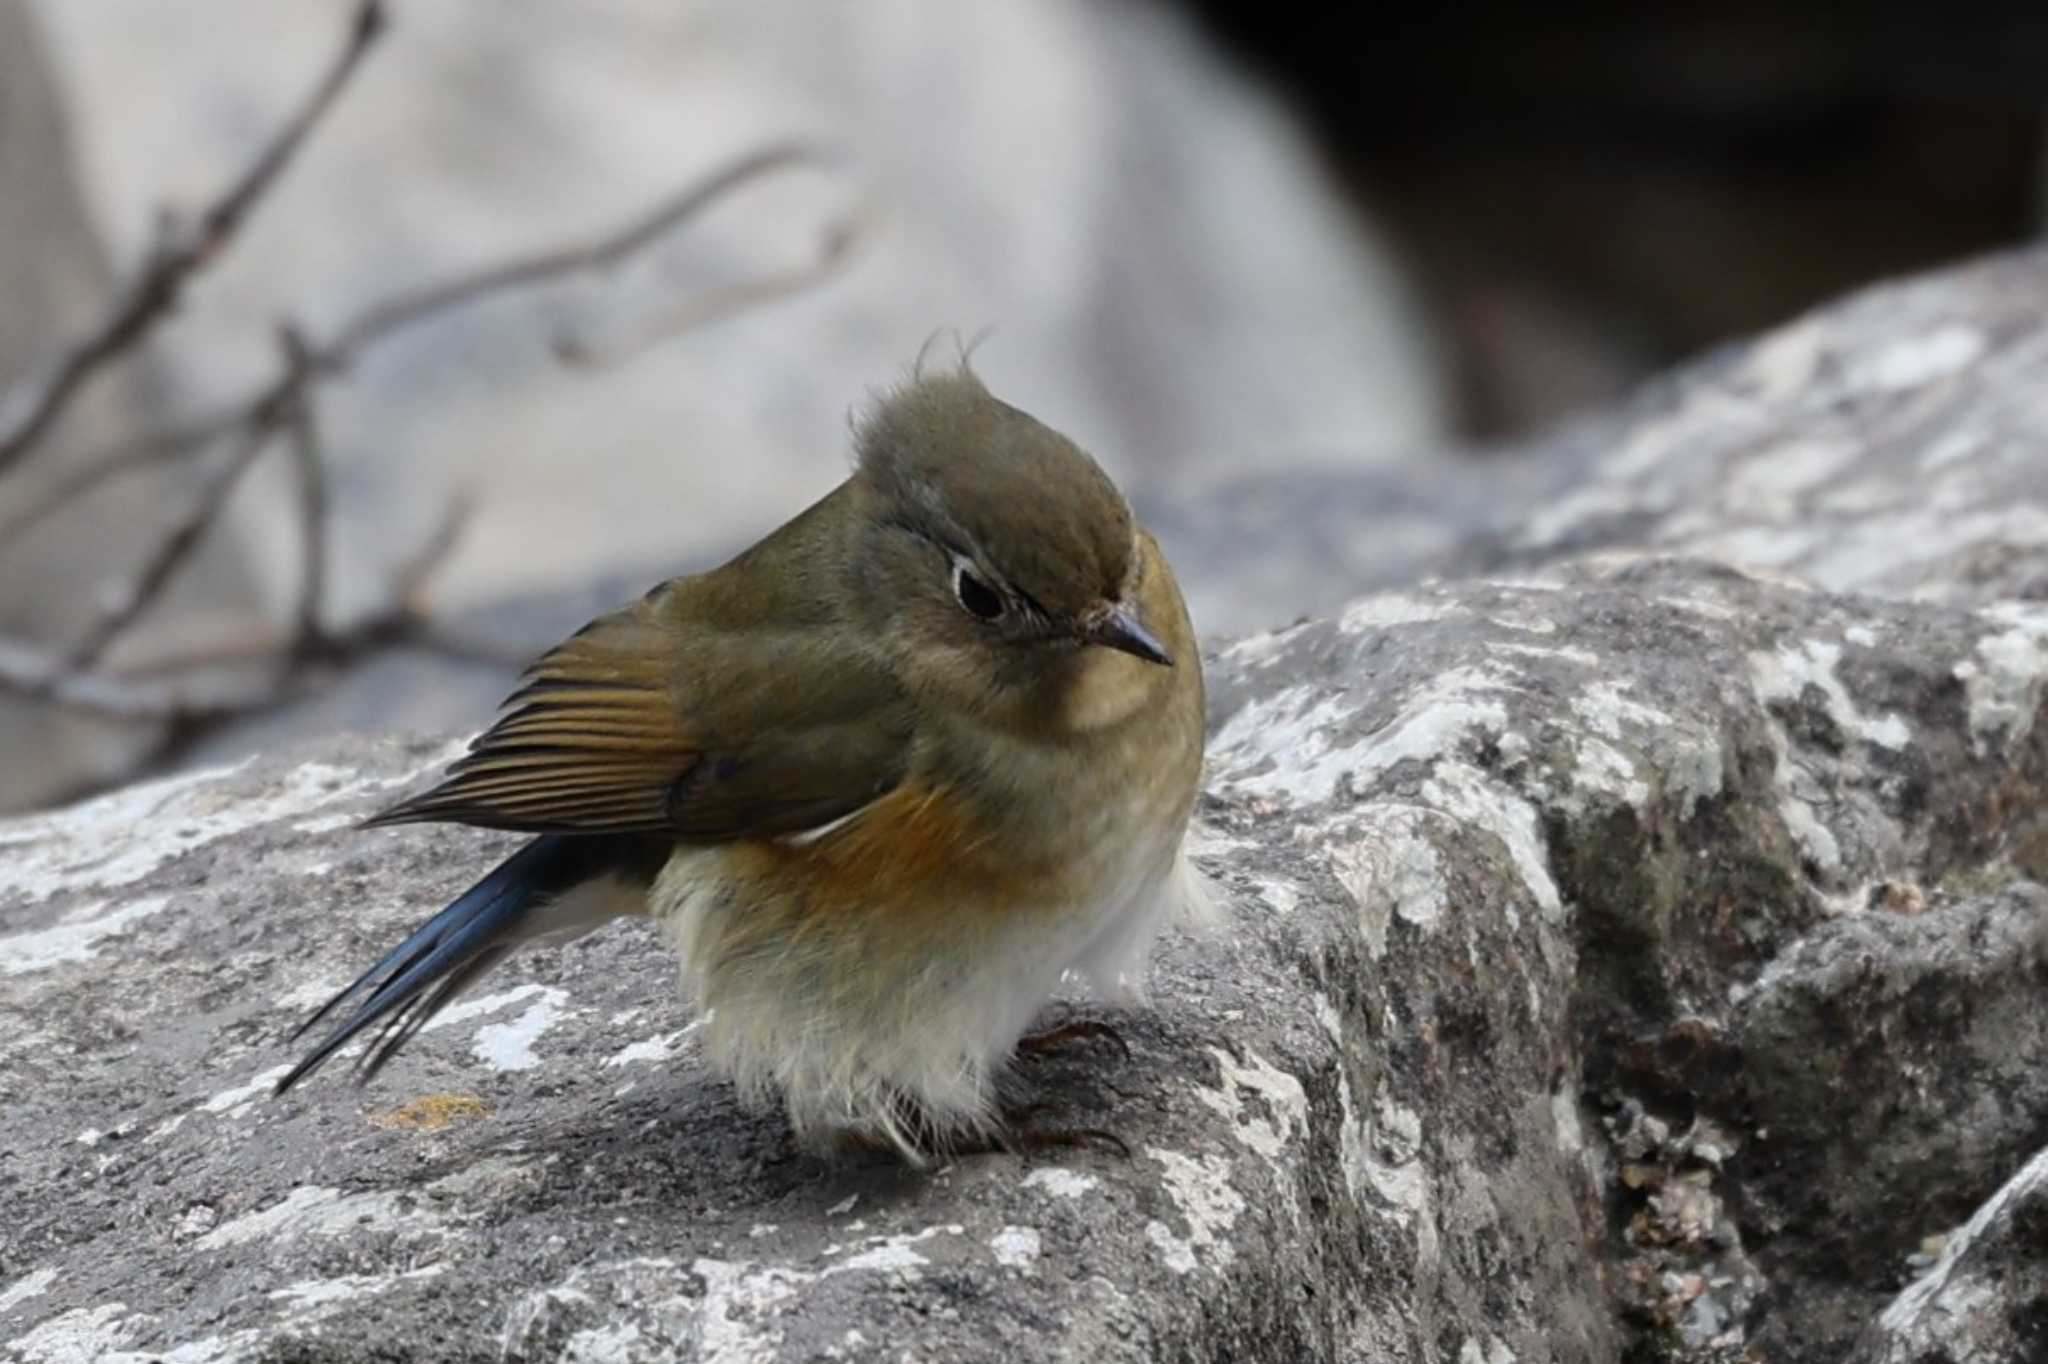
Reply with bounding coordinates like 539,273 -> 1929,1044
1058,522 -> 1157,734
1059,647 -> 1156,732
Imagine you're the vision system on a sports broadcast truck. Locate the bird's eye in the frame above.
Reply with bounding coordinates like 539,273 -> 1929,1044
952,560 -> 1005,621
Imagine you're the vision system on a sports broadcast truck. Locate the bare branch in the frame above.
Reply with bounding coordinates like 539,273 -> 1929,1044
0,475 -> 508,721
197,3 -> 386,246
2,141 -> 857,719
388,493 -> 474,612
399,624 -> 536,671
0,609 -> 539,724
325,142 -> 838,362
0,631 -> 283,721
0,415 -> 229,548
0,27 -> 859,756
62,423 -> 276,671
278,325 -> 328,649
556,201 -> 871,367
0,1 -> 386,478
0,546 -> 530,727
4,140 -> 847,548
3,140 -> 851,561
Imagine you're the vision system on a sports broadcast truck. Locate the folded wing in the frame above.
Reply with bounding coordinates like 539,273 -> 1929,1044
368,585 -> 912,840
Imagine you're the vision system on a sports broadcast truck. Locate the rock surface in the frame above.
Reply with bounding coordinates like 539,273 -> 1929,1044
1162,245 -> 2048,633
6,251 -> 2048,1361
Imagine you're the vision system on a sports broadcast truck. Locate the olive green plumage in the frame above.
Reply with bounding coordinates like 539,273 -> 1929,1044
374,369 -> 1193,843
287,366 -> 1208,1159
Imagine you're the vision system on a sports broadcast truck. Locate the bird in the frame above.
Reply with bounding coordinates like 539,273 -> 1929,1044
272,365 -> 1211,1160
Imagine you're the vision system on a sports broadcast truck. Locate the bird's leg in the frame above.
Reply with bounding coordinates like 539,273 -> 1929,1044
1015,1017 -> 1130,1062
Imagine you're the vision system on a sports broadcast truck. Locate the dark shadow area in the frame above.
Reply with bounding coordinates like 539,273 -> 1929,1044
1182,3 -> 2047,437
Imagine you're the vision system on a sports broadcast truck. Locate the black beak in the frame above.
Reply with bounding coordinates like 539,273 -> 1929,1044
1089,603 -> 1173,666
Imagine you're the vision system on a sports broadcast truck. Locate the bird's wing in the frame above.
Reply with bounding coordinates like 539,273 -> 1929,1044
366,590 -> 912,839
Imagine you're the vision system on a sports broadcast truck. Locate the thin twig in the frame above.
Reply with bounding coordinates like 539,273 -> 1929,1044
0,1 -> 386,478
3,141 -> 855,716
33,494 -> 510,691
325,142 -> 838,361
278,324 -> 328,649
0,614 -> 529,724
556,204 -> 870,367
398,624 -> 536,670
57,325 -> 324,673
62,424 -> 277,671
101,617 -> 530,682
0,39 -> 856,733
2,141 -> 848,565
0,490 -> 527,725
0,414 -> 234,548
0,633 -> 280,721
389,493 -> 473,612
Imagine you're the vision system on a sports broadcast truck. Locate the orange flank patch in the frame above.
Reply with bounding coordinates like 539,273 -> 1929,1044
732,781 -> 1015,914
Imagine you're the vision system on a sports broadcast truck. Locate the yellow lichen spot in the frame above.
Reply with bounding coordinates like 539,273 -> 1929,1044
369,1093 -> 489,1132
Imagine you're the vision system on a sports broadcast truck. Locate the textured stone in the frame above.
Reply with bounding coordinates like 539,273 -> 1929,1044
1159,246 -> 2048,634
1849,1144 -> 2048,1364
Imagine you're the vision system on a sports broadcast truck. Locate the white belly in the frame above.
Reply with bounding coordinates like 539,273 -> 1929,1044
648,822 -> 1203,1160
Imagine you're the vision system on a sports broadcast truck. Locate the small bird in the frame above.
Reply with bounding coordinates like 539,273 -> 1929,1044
275,366 -> 1209,1159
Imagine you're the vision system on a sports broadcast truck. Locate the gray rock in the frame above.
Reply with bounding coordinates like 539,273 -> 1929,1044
1728,883 -> 2048,1357
1159,246 -> 2048,635
1849,1143 -> 2048,1363
6,251 -> 2048,1360
1462,250 -> 2048,610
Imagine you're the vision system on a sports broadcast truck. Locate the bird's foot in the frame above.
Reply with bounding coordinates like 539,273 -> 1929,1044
1015,1018 -> 1130,1062
954,1103 -> 1130,1159
835,1112 -> 1130,1162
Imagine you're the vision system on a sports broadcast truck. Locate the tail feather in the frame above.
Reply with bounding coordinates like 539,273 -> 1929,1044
350,942 -> 514,1086
274,834 -> 656,1096
285,844 -> 543,1047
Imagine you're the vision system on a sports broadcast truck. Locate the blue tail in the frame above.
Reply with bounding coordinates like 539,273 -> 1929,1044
274,834 -> 656,1095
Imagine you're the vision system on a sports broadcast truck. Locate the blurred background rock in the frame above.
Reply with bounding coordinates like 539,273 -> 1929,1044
2,0 -> 2042,812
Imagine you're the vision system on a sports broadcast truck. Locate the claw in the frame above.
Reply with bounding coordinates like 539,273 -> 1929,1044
1015,1018 -> 1130,1063
839,1097 -> 1132,1164
952,1108 -> 1132,1160
1004,1124 -> 1131,1159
